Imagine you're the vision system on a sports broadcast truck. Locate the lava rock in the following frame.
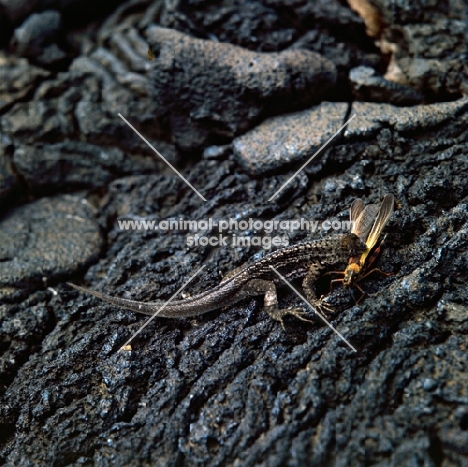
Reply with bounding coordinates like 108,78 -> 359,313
0,54 -> 49,112
10,140 -> 165,196
233,102 -> 347,175
0,195 -> 103,301
146,26 -> 337,150
0,132 -> 17,204
1,1 -> 468,465
10,10 -> 67,66
233,96 -> 468,175
349,98 -> 468,134
0,0 -> 40,25
350,65 -> 423,105
349,0 -> 468,99
1,65 -> 165,155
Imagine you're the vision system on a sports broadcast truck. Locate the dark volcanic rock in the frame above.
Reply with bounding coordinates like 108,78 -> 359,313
0,1 -> 467,466
349,98 -> 468,134
0,0 -> 127,27
1,69 -> 95,143
385,19 -> 467,99
350,65 -> 423,105
146,26 -> 337,150
0,54 -> 49,112
10,140 -> 169,196
233,97 -> 467,175
349,0 -> 468,100
0,132 -> 17,203
0,63 -> 171,159
10,10 -> 66,66
156,0 -> 363,52
0,195 -> 103,301
233,102 -> 347,175
0,0 -> 40,25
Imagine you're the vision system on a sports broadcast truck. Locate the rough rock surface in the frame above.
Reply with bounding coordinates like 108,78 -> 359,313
233,97 -> 468,175
10,9 -> 67,66
232,102 -> 348,175
0,1 -> 467,466
349,0 -> 467,100
147,26 -> 337,150
349,65 -> 423,105
0,54 -> 49,112
0,196 -> 103,301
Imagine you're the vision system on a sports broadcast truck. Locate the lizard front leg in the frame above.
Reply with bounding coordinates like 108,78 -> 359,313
302,264 -> 334,315
243,279 -> 313,329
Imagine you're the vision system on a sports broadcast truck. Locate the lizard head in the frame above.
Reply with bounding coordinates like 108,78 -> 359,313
340,233 -> 367,257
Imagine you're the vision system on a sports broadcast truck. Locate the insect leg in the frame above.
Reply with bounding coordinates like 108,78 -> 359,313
359,267 -> 394,281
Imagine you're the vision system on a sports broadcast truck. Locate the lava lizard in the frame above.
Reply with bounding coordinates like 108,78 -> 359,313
68,233 -> 366,327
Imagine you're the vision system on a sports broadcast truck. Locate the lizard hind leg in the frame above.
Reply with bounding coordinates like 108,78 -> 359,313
266,307 -> 314,330
243,279 -> 313,330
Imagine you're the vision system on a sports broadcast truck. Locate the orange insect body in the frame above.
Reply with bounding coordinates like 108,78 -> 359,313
342,193 -> 394,287
343,260 -> 362,286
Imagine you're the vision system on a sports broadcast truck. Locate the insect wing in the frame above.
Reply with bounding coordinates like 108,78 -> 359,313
364,194 -> 394,250
351,203 -> 380,242
349,199 -> 364,224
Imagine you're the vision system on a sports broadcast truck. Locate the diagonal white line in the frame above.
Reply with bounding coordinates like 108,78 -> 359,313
269,266 -> 357,352
268,113 -> 357,201
118,113 -> 207,201
118,265 -> 206,352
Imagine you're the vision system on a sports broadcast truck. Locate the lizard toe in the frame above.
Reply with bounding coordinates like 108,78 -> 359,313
266,305 -> 313,326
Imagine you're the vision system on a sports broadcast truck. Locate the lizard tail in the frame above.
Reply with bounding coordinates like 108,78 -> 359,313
67,283 -> 164,317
